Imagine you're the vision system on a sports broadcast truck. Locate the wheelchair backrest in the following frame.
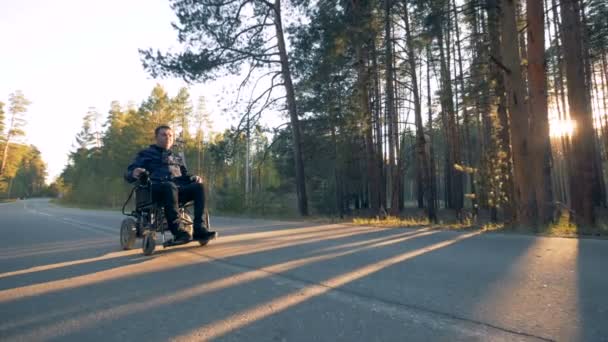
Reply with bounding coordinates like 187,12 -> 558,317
135,185 -> 154,209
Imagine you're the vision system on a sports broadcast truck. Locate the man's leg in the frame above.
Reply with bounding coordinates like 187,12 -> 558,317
151,182 -> 189,242
178,182 -> 205,229
179,182 -> 217,240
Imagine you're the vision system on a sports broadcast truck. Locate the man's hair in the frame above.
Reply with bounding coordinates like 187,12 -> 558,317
154,125 -> 172,137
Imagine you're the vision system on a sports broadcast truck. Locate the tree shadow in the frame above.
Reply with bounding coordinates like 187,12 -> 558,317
0,238 -> 117,275
5,220 -> 565,341
0,251 -> 149,291
0,225 -> 443,341
576,238 -> 608,342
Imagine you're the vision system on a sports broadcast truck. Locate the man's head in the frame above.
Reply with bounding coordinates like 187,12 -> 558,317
154,125 -> 174,150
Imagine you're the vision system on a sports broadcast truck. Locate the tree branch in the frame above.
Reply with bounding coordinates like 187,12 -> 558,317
490,55 -> 512,74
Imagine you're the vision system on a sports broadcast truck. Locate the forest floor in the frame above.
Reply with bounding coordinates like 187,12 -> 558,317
51,198 -> 608,239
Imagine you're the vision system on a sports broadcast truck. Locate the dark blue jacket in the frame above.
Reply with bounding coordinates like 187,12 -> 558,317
125,144 -> 194,185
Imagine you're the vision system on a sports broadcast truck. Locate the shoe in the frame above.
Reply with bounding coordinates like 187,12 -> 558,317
193,229 -> 217,241
172,225 -> 192,244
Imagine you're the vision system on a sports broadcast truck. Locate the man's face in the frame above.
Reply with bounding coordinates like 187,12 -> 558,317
155,128 -> 174,150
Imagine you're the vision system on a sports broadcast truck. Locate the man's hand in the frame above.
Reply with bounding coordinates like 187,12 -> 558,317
192,176 -> 203,184
132,168 -> 146,178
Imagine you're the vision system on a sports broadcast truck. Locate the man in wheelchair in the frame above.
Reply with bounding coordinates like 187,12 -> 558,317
125,125 -> 217,244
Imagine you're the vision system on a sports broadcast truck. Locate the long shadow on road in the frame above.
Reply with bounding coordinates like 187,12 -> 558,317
577,238 -> 608,342
1,223 -> 574,342
0,225 -> 443,341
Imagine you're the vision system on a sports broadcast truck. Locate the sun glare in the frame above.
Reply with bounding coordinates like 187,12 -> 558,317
550,118 -> 576,138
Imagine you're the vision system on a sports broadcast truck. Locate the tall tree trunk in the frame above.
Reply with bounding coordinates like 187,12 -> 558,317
550,0 -> 572,205
371,37 -> 386,210
517,0 -> 528,89
405,0 -> 432,218
500,0 -> 536,225
602,56 -> 608,154
591,86 -> 608,208
332,125 -> 344,218
452,0 -> 477,214
580,3 -> 606,208
385,0 -> 399,215
245,113 -> 251,204
0,111 -> 16,175
527,0 -> 555,224
437,20 -> 463,212
394,47 -> 404,212
427,45 -> 438,222
560,0 -> 596,225
551,0 -> 569,123
355,24 -> 379,213
593,68 -> 608,158
0,141 -> 9,176
274,0 -> 308,216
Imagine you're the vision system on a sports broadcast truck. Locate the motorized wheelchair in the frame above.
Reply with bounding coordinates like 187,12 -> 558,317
120,171 -> 211,255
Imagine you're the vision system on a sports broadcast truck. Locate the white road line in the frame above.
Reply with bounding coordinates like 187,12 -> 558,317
61,218 -> 117,235
21,201 -> 118,237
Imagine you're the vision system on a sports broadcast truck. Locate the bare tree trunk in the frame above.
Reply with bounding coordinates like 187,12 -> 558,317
551,0 -> 569,122
517,0 -> 528,89
427,45 -> 438,222
452,0 -> 477,215
245,113 -> 251,205
274,0 -> 308,216
527,0 -> 554,224
0,141 -> 9,176
560,0 -> 596,225
393,43 -> 404,212
602,56 -> 608,154
332,126 -> 344,218
593,69 -> 608,157
0,112 -> 16,176
405,0 -> 432,219
355,24 -> 379,213
371,36 -> 386,210
385,0 -> 399,215
500,0 -> 536,225
581,3 -> 606,208
437,20 -> 463,211
549,0 -> 572,206
592,68 -> 608,209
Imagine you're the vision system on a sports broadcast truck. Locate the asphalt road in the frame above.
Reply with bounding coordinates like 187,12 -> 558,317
0,198 -> 607,342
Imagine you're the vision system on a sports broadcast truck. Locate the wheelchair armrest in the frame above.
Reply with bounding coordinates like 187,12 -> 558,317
179,200 -> 194,209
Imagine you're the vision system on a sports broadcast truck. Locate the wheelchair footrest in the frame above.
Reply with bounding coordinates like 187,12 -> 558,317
163,238 -> 190,248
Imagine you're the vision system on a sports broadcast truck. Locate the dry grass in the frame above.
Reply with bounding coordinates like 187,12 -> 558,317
352,216 -> 430,228
351,215 -> 479,232
351,210 -> 608,239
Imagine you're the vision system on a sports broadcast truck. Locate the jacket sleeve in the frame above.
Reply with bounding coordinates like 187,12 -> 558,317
180,163 -> 190,178
124,151 -> 146,183
175,162 -> 195,184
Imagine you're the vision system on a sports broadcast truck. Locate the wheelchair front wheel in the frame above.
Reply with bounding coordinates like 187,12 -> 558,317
142,232 -> 156,255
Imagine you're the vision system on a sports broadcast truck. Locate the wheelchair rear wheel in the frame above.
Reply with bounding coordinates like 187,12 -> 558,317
120,218 -> 137,250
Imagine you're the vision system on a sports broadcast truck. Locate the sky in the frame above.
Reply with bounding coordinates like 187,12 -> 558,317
0,0 -> 273,183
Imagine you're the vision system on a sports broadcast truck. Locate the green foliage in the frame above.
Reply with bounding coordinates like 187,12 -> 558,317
0,143 -> 47,197
585,0 -> 608,62
139,0 -> 282,82
6,91 -> 31,139
475,110 -> 511,211
56,85 -> 294,214
10,146 -> 48,198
